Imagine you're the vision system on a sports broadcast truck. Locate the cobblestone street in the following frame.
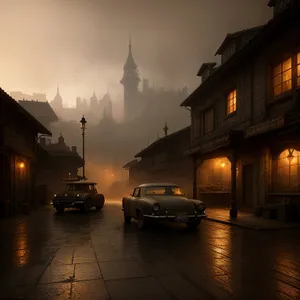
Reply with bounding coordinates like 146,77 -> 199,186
0,200 -> 300,300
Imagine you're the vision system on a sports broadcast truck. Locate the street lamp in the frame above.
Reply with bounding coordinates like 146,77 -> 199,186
80,115 -> 87,180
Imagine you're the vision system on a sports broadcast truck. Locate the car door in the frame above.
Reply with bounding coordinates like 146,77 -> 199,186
129,188 -> 141,218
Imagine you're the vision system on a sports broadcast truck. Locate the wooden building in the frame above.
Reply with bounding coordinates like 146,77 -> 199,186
36,135 -> 83,201
123,126 -> 193,197
181,0 -> 300,219
0,88 -> 52,217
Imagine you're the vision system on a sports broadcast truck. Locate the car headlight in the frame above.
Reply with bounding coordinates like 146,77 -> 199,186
152,203 -> 160,212
77,194 -> 80,197
54,194 -> 57,197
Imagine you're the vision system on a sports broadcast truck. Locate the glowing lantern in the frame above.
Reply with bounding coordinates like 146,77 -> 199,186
286,148 -> 295,163
18,161 -> 25,169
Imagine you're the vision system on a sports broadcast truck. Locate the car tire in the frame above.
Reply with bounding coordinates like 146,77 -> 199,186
56,206 -> 65,214
137,211 -> 147,229
187,219 -> 201,229
123,211 -> 131,224
81,199 -> 91,213
95,205 -> 103,211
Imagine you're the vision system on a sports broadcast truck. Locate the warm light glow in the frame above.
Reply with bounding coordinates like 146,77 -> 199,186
286,148 -> 295,163
227,89 -> 237,115
297,53 -> 300,87
197,157 -> 231,192
18,161 -> 25,169
273,58 -> 292,97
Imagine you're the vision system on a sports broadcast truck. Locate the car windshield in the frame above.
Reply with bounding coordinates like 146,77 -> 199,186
144,186 -> 185,196
66,184 -> 90,192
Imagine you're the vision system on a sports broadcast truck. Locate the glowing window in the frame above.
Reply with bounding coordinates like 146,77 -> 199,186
227,90 -> 236,115
273,149 -> 300,192
297,53 -> 300,87
273,58 -> 292,97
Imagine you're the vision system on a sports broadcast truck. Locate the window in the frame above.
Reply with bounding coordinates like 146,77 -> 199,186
273,149 -> 300,192
227,90 -> 237,115
144,186 -> 185,196
297,53 -> 300,87
203,108 -> 214,134
194,114 -> 203,137
133,188 -> 140,197
273,58 -> 292,97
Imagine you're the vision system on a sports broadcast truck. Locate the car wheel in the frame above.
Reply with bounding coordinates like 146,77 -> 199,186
95,205 -> 103,211
137,211 -> 147,229
123,211 -> 131,224
187,219 -> 201,229
81,199 -> 91,213
56,206 -> 65,214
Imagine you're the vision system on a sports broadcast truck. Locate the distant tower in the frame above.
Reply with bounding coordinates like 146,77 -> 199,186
90,91 -> 98,110
52,86 -> 63,109
100,93 -> 113,119
120,36 -> 140,122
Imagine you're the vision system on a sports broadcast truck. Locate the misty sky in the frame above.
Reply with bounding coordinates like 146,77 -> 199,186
0,0 -> 271,118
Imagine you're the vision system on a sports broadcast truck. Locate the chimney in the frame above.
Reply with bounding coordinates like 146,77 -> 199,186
40,137 -> 46,147
72,146 -> 77,153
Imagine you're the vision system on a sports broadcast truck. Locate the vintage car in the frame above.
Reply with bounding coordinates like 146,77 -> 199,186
52,181 -> 105,213
122,183 -> 207,229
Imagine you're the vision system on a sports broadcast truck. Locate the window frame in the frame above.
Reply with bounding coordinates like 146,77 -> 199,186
203,107 -> 214,134
272,56 -> 293,98
297,52 -> 300,88
226,89 -> 237,116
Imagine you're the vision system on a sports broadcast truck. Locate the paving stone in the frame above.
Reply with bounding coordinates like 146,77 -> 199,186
39,264 -> 75,284
99,260 -> 148,281
71,280 -> 110,300
74,263 -> 102,281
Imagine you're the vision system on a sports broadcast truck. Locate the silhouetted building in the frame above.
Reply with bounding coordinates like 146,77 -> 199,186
18,100 -> 58,129
181,0 -> 300,220
10,91 -> 47,102
36,135 -> 83,198
50,86 -> 63,112
0,88 -> 52,217
120,38 -> 189,126
124,126 -> 193,197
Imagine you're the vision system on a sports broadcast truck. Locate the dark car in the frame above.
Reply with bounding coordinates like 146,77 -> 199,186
122,183 -> 207,229
52,181 -> 105,213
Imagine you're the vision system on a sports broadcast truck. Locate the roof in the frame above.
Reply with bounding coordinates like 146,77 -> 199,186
18,100 -> 58,123
181,3 -> 299,107
215,25 -> 264,55
137,183 -> 179,188
65,181 -> 97,185
124,40 -> 137,70
123,159 -> 139,169
1,88 -> 52,135
197,62 -> 217,77
134,126 -> 190,158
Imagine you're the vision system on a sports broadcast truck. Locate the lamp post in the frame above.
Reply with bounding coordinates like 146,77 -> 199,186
80,115 -> 87,180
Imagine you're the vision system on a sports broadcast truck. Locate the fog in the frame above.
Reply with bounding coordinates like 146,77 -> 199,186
2,0 -> 272,195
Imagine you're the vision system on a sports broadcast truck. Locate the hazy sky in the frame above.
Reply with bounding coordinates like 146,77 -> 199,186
0,0 -> 271,116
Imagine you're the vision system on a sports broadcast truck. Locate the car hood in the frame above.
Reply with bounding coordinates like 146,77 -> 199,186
143,196 -> 196,211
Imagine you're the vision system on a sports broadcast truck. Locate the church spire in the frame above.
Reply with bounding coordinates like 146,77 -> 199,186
57,85 -> 60,95
124,35 -> 137,70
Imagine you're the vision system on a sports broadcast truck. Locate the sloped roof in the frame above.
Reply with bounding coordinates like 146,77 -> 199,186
19,100 -> 58,123
123,159 -> 139,169
181,2 -> 299,107
197,62 -> 217,77
1,88 -> 52,135
215,25 -> 264,55
124,41 -> 137,70
134,126 -> 190,158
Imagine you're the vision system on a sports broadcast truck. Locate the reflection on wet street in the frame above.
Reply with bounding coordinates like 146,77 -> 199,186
0,200 -> 300,300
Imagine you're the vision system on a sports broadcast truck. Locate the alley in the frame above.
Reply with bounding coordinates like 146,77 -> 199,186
0,201 -> 300,300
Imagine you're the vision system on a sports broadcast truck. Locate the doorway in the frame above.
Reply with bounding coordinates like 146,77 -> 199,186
242,164 -> 254,208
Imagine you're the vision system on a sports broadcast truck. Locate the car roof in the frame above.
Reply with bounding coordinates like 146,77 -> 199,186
137,183 -> 179,188
65,181 -> 97,185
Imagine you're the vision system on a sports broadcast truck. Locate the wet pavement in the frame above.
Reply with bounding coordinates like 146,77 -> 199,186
0,200 -> 300,300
